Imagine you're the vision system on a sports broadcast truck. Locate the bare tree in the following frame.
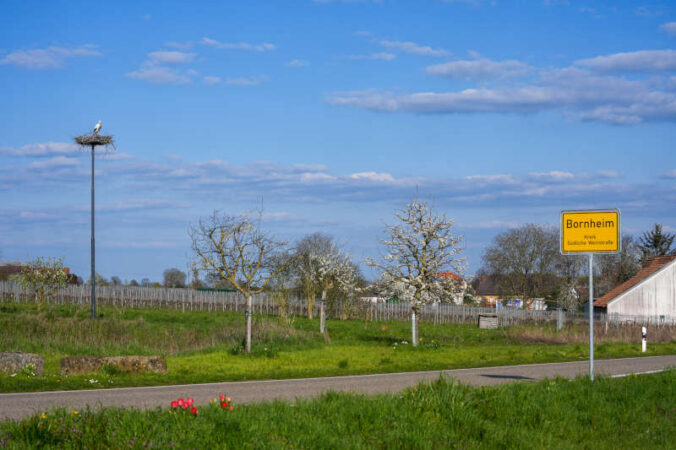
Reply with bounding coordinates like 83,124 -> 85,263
268,251 -> 297,320
163,268 -> 187,288
482,224 -> 559,308
367,200 -> 465,346
190,211 -> 293,353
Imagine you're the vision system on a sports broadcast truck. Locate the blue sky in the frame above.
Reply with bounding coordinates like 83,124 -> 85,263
1,0 -> 675,282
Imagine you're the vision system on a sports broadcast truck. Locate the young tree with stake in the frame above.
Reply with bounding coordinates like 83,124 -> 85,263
367,200 -> 465,346
190,211 -> 293,353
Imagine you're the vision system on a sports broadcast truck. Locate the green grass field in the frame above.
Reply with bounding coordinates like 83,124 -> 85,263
1,303 -> 674,393
1,370 -> 674,448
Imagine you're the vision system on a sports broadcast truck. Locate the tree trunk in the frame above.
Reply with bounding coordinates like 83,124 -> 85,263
307,296 -> 314,320
411,305 -> 419,347
245,294 -> 252,353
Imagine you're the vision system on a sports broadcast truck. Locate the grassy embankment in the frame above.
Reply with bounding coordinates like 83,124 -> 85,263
1,302 -> 674,393
1,371 -> 674,448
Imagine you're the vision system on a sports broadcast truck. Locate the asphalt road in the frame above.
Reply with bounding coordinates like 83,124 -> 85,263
1,355 -> 674,421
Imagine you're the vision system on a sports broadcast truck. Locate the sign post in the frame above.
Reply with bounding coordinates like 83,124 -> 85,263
561,209 -> 620,381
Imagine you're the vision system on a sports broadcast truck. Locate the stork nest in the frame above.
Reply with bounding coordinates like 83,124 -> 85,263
74,134 -> 114,147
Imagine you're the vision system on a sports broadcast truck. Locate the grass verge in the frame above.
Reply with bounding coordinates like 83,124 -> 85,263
1,303 -> 674,393
1,370 -> 674,448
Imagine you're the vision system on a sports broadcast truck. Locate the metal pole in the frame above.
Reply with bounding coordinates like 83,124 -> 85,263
90,145 -> 96,319
588,253 -> 594,381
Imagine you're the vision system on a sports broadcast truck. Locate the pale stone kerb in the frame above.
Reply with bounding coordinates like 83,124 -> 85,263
0,352 -> 44,376
60,356 -> 167,376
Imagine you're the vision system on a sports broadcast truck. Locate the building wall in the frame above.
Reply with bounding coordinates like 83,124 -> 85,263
607,261 -> 676,317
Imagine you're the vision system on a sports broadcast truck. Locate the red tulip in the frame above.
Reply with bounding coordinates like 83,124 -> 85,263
221,402 -> 228,408
171,401 -> 178,409
186,397 -> 194,406
219,394 -> 225,402
177,398 -> 185,407
190,406 -> 198,416
229,405 -> 233,411
226,397 -> 232,403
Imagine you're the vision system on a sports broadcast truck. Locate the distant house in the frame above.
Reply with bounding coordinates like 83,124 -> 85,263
472,273 -> 548,310
473,273 -> 500,307
436,271 -> 467,305
0,263 -> 23,281
0,263 -> 78,284
593,255 -> 676,319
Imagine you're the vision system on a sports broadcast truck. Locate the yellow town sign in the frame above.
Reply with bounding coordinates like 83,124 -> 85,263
560,210 -> 620,254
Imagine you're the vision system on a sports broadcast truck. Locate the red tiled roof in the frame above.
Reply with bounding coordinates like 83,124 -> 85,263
594,255 -> 676,307
436,271 -> 461,280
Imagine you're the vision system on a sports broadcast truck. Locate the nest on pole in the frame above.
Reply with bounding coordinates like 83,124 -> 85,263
74,134 -> 114,148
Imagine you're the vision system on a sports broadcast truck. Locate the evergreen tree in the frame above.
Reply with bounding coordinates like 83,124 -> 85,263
638,224 -> 675,261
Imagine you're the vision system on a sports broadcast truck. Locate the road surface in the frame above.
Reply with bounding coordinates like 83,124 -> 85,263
1,355 -> 674,421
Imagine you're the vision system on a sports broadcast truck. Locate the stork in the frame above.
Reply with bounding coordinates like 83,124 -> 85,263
93,120 -> 102,135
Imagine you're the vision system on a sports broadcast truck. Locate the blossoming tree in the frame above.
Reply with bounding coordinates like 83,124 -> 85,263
367,200 -> 465,346
20,256 -> 69,311
295,233 -> 358,319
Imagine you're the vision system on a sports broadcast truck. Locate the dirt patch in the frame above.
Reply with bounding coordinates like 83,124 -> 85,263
61,355 -> 167,376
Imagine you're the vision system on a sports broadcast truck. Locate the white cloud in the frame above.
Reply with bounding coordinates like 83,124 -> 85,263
203,76 -> 221,85
147,51 -> 196,65
125,66 -> 191,84
575,49 -> 676,73
225,76 -> 265,86
378,40 -> 449,57
294,163 -> 329,172
287,59 -> 310,67
28,156 -> 82,169
347,52 -> 396,61
0,142 -> 80,157
634,6 -> 663,17
529,170 -> 575,180
349,171 -> 395,182
201,37 -> 276,52
661,22 -> 676,36
0,45 -> 101,69
3,145 -> 674,221
426,58 -> 532,80
464,174 -> 517,184
327,67 -> 676,125
300,173 -> 337,183
87,198 -> 190,212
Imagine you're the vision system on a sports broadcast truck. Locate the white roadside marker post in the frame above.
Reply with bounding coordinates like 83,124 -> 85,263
642,327 -> 647,353
411,310 -> 417,345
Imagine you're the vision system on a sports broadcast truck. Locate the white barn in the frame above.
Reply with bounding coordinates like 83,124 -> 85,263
594,256 -> 676,320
